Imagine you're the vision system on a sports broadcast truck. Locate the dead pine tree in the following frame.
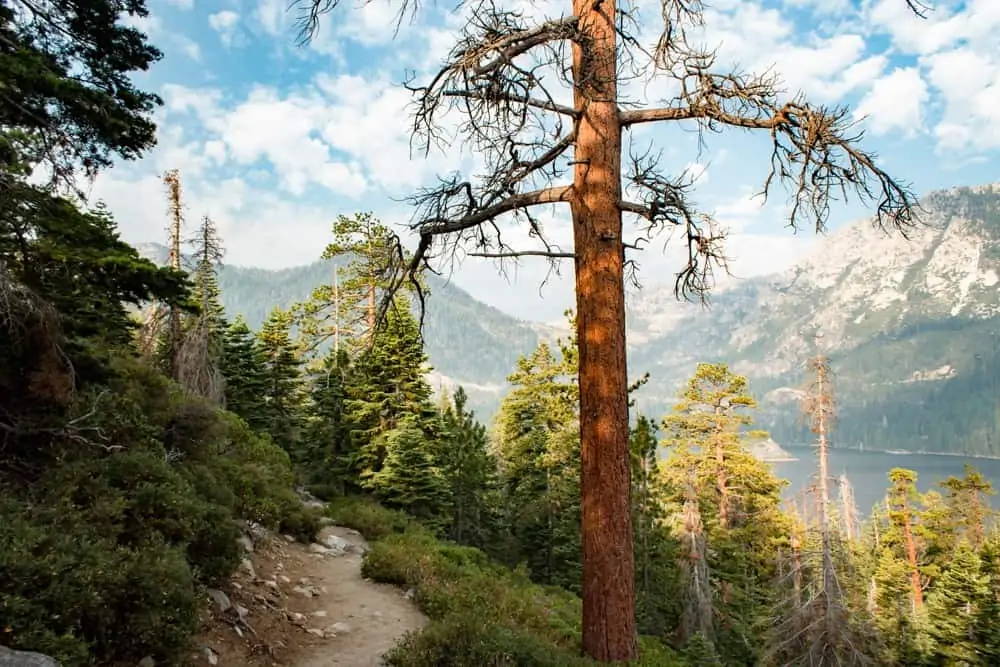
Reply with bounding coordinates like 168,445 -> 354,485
162,169 -> 185,380
804,333 -> 839,611
292,0 -> 922,660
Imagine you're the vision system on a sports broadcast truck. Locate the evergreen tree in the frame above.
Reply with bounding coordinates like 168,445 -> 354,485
301,347 -> 352,489
256,307 -> 303,452
342,295 -> 434,484
493,322 -> 581,592
177,215 -> 226,404
220,316 -> 268,429
926,540 -> 986,665
438,386 -> 499,548
370,418 -> 453,533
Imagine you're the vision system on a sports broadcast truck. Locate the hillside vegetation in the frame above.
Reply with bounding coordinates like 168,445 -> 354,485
160,186 -> 1000,455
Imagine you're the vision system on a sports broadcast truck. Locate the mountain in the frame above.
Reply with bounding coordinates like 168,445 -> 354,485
134,242 -> 563,419
136,183 -> 1000,455
627,183 -> 1000,456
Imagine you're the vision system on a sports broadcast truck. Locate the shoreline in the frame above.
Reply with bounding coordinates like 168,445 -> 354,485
782,445 -> 1000,462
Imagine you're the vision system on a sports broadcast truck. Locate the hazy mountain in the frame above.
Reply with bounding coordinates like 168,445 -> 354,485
134,242 -> 564,420
627,184 -> 1000,456
138,183 -> 1000,454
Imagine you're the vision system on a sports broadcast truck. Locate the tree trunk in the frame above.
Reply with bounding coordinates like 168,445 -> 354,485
901,499 -> 924,609
570,0 -> 637,658
714,406 -> 728,531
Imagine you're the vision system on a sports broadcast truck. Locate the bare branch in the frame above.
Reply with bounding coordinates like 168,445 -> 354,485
442,89 -> 578,117
467,249 -> 574,259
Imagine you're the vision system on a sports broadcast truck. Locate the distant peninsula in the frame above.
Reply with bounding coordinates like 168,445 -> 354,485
746,436 -> 798,462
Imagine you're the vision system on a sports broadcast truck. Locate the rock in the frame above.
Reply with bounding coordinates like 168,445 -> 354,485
283,534 -> 296,543
0,648 -> 60,667
236,534 -> 254,553
278,574 -> 291,584
292,585 -> 317,598
307,628 -> 325,638
265,579 -> 279,590
311,610 -> 328,618
326,621 -> 352,636
308,543 -> 330,555
318,516 -> 336,527
321,534 -> 351,552
207,588 -> 231,613
239,557 -> 255,578
138,657 -> 155,667
235,604 -> 249,622
202,646 -> 219,666
290,612 -> 306,622
404,588 -> 415,600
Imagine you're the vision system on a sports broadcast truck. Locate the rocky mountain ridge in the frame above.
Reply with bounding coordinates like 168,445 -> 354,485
135,182 -> 1000,455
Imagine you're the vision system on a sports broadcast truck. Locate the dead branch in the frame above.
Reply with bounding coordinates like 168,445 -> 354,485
467,249 -> 574,259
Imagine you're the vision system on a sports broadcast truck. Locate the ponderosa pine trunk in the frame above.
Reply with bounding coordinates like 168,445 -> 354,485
570,0 -> 637,659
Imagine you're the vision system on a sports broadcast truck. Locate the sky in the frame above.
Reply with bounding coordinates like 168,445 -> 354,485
91,0 -> 1000,322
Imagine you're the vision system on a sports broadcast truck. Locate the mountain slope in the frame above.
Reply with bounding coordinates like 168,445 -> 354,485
135,243 -> 560,419
628,184 -> 1000,456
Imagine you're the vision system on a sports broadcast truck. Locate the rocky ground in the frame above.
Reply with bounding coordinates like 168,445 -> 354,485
181,509 -> 427,666
1,495 -> 426,667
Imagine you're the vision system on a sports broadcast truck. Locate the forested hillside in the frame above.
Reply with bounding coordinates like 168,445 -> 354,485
141,184 -> 1000,454
135,241 -> 554,417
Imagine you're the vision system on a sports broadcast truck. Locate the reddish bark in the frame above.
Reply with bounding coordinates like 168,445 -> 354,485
901,497 -> 924,609
570,0 -> 637,658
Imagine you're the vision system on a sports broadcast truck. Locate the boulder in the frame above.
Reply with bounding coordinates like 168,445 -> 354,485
0,647 -> 61,667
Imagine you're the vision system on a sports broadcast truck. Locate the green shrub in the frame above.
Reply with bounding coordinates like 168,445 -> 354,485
383,615 -> 591,667
0,494 -> 199,665
354,499 -> 687,667
326,495 -> 426,540
0,364 -> 319,664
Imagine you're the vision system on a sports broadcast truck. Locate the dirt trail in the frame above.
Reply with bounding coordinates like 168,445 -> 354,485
291,526 -> 427,667
187,524 -> 426,667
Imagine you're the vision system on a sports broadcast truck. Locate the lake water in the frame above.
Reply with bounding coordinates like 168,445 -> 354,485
769,446 -> 1000,518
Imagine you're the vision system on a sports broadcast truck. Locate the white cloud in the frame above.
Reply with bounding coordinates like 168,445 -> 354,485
209,10 -> 241,47
853,67 -> 928,136
163,0 -> 194,10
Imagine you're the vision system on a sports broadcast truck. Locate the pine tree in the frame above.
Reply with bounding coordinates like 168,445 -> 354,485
301,347 -> 352,489
342,295 -> 435,484
926,540 -> 986,665
257,307 -> 303,452
493,319 -> 581,591
369,418 -> 452,533
220,315 -> 268,429
177,215 -> 226,404
438,386 -> 499,548
295,212 -> 427,355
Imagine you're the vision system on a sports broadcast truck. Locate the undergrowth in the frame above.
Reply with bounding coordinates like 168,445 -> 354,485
324,495 -> 685,667
0,357 -> 322,665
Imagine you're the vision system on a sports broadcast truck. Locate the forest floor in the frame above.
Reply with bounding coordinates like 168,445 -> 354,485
182,522 -> 426,667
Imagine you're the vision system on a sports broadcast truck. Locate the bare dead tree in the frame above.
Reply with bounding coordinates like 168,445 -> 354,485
804,333 -> 838,607
162,169 -> 185,380
292,0 -> 920,659
839,473 -> 858,545
678,467 -> 714,649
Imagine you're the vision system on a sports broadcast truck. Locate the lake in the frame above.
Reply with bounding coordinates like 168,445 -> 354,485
770,446 -> 1000,518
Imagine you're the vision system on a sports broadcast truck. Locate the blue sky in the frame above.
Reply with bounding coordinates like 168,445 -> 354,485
93,0 -> 1000,321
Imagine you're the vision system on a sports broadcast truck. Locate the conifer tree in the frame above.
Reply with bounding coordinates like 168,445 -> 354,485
257,307 -> 303,452
301,347 -> 352,488
370,417 -> 453,532
296,213 -> 426,354
493,317 -> 581,590
438,386 -> 499,548
220,315 -> 268,429
342,294 -> 435,485
177,215 -> 226,404
925,540 -> 986,665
